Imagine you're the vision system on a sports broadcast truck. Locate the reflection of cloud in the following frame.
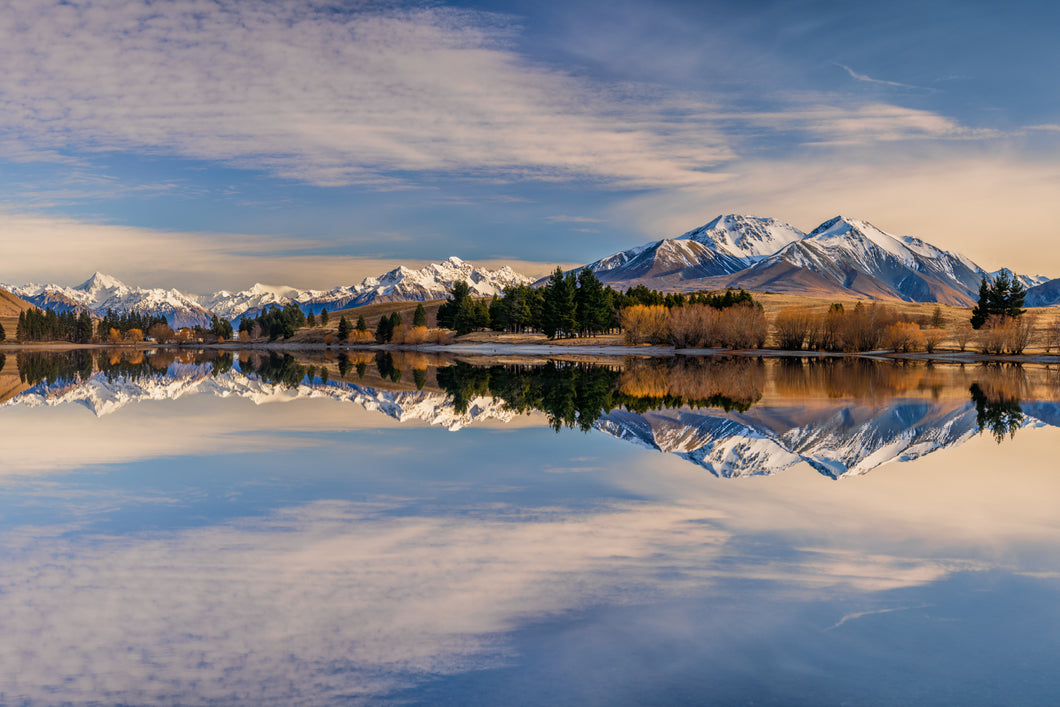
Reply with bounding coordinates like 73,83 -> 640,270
0,493 -> 987,704
0,500 -> 731,703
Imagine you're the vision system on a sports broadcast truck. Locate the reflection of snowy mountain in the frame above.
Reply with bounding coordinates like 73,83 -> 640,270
595,400 -> 995,479
5,363 -> 1053,478
4,365 -> 514,430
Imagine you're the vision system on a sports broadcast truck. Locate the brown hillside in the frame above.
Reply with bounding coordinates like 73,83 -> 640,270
0,287 -> 34,340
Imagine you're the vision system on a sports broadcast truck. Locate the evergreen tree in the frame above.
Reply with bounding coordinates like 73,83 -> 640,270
355,314 -> 368,332
413,303 -> 428,328
575,268 -> 608,336
307,311 -> 316,327
0,320 -> 5,342
375,314 -> 394,343
320,308 -> 329,326
971,271 -> 1027,329
437,280 -> 471,329
337,315 -> 352,340
541,268 -> 576,339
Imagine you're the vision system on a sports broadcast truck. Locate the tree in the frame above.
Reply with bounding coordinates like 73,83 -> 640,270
355,314 -> 368,332
320,308 -> 329,326
413,303 -> 428,328
541,268 -> 576,339
437,280 -> 471,330
0,320 -> 5,342
971,271 -> 1026,329
307,311 -> 317,327
337,316 -> 352,341
375,314 -> 394,343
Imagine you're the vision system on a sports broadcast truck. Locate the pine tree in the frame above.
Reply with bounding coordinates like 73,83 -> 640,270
0,320 -> 5,342
320,308 -> 329,326
337,315 -> 352,340
355,314 -> 368,332
307,311 -> 317,327
413,303 -> 427,328
971,272 -> 1026,329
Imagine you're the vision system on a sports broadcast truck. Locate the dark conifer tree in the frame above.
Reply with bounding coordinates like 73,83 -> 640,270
320,308 -> 329,326
413,303 -> 427,328
355,314 -> 368,332
337,315 -> 352,340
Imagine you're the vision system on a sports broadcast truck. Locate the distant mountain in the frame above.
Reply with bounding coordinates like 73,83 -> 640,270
204,257 -> 532,322
3,257 -> 533,326
581,213 -> 1046,305
1024,278 -> 1060,307
676,214 -> 807,260
581,214 -> 804,289
989,268 -> 1051,291
5,272 -> 214,328
728,216 -> 988,305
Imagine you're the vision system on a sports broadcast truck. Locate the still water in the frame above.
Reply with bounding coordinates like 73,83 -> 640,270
1,349 -> 1059,705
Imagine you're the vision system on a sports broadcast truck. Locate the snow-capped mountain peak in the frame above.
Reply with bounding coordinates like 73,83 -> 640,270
76,271 -> 128,295
677,214 -> 807,260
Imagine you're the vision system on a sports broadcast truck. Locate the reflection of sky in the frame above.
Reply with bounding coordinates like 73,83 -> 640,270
2,391 -> 1060,703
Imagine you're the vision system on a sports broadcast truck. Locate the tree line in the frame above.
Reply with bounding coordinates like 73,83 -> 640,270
16,308 -> 95,343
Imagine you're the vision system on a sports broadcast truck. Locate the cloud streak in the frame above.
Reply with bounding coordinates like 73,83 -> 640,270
0,0 -> 732,189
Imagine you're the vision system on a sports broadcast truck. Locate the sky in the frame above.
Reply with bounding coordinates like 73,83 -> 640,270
0,0 -> 1058,292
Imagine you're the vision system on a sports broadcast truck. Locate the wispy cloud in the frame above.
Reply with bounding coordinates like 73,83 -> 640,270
545,215 -> 607,223
0,0 -> 732,189
835,63 -> 933,92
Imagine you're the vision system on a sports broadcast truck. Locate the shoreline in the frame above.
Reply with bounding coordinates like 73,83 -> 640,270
4,340 -> 1060,364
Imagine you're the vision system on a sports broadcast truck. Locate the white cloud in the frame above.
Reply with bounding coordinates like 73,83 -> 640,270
834,63 -> 931,92
618,154 -> 1060,277
0,0 -> 732,189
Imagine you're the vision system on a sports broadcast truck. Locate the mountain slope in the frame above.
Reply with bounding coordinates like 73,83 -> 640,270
0,286 -> 34,319
676,214 -> 806,260
1025,278 -> 1060,307
5,272 -> 214,328
725,216 -> 987,305
582,214 -> 803,289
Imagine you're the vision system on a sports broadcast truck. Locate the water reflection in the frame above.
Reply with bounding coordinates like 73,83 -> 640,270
4,350 -> 1060,479
1,350 -> 1060,704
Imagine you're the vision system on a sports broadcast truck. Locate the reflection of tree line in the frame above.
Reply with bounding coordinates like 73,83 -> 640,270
8,350 -> 1054,444
16,350 -> 234,386
436,358 -> 763,432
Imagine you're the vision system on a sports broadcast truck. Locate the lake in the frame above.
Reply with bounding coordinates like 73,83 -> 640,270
1,349 -> 1059,705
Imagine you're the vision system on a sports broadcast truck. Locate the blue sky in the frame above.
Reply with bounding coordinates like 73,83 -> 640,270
0,0 -> 1057,291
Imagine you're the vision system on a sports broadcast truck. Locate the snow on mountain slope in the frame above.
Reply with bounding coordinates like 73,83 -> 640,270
676,214 -> 807,260
3,258 -> 532,325
735,216 -> 988,304
581,214 -> 802,288
593,397 -> 995,479
4,272 -> 214,328
4,362 -> 515,429
202,257 -> 532,320
582,238 -> 747,287
1025,278 -> 1060,307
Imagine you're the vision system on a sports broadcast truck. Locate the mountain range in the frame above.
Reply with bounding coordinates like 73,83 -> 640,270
582,214 -> 1053,306
3,214 -> 1059,325
2,257 -> 531,328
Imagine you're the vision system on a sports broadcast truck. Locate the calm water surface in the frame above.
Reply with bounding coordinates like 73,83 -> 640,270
1,350 -> 1059,705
